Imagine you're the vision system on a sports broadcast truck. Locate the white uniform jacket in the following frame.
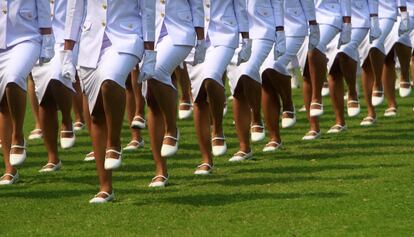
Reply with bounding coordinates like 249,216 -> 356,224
379,0 -> 406,20
247,0 -> 284,41
352,0 -> 379,28
204,0 -> 249,49
285,0 -> 316,37
156,0 -> 204,46
0,0 -> 52,49
65,0 -> 156,69
315,0 -> 352,29
51,0 -> 70,44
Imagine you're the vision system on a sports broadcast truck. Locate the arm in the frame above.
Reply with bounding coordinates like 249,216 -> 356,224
340,0 -> 352,23
397,0 -> 407,10
234,0 -> 249,38
189,0 -> 205,40
270,0 -> 284,30
64,0 -> 85,50
299,0 -> 317,25
36,0 -> 53,33
141,0 -> 156,50
368,0 -> 379,16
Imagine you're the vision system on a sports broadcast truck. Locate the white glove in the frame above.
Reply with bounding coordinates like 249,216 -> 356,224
308,24 -> 320,51
237,38 -> 252,66
138,50 -> 157,83
399,11 -> 410,36
39,34 -> 55,65
369,16 -> 382,43
61,50 -> 77,82
274,30 -> 286,60
338,22 -> 352,49
193,39 -> 207,66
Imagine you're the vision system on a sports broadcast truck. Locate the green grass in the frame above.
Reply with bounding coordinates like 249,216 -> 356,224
1,86 -> 414,237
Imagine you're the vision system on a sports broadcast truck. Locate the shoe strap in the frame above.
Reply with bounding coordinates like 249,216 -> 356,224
282,111 -> 295,115
400,81 -> 411,85
212,136 -> 225,141
234,151 -> 247,156
372,90 -> 383,94
266,141 -> 281,147
385,107 -> 397,112
197,163 -> 213,169
60,130 -> 74,134
179,102 -> 192,107
310,102 -> 323,107
133,115 -> 146,122
95,191 -> 112,198
152,175 -> 168,181
347,100 -> 359,104
164,135 -> 178,141
128,139 -> 144,145
1,173 -> 15,179
30,128 -> 42,134
11,144 -> 26,149
106,149 -> 122,156
73,122 -> 85,126
363,116 -> 375,121
86,151 -> 94,156
307,130 -> 320,136
250,125 -> 264,129
331,124 -> 345,130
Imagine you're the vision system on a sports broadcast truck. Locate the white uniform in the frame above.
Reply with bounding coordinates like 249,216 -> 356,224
227,0 -> 285,94
65,0 -> 155,113
327,0 -> 378,69
263,0 -> 316,77
187,0 -> 249,100
395,0 -> 414,48
0,0 -> 51,100
31,0 -> 75,104
143,0 -> 203,96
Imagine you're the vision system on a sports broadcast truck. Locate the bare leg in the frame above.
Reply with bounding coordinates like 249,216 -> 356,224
328,60 -> 345,126
382,47 -> 397,109
5,83 -> 26,154
232,77 -> 252,153
262,73 -> 282,144
338,53 -> 358,103
72,75 -> 85,126
204,79 -> 225,147
369,48 -> 385,94
0,96 -> 16,180
307,49 -> 326,108
395,43 -> 412,88
28,75 -> 41,131
362,58 -> 376,118
125,74 -> 142,144
302,64 -> 320,132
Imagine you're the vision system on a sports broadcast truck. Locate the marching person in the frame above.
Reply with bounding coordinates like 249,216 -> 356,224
0,0 -> 54,185
225,0 -> 282,161
144,0 -> 204,187
359,0 -> 409,126
31,0 -> 77,172
187,0 -> 249,172
64,0 -> 156,202
299,0 -> 352,140
261,0 -> 318,150
326,0 -> 381,133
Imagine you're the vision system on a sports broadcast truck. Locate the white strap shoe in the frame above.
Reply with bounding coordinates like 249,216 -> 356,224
0,172 -> 19,185
384,107 -> 397,117
123,139 -> 144,151
148,175 -> 169,187
73,122 -> 85,132
262,141 -> 282,152
212,136 -> 227,157
89,191 -> 114,204
161,130 -> 179,157
39,161 -> 62,173
229,151 -> 253,162
178,103 -> 193,120
104,149 -> 122,170
251,125 -> 265,142
281,111 -> 296,128
309,103 -> 323,117
327,124 -> 347,134
60,130 -> 75,149
28,128 -> 43,140
131,115 -> 146,129
10,140 -> 27,166
194,163 -> 214,175
347,100 -> 360,117
371,90 -> 384,106
321,83 -> 330,96
360,116 -> 376,127
84,151 -> 95,162
399,81 -> 411,97
302,130 -> 321,140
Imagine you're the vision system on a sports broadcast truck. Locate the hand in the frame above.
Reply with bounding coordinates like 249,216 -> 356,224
369,16 -> 382,43
308,24 -> 320,51
337,22 -> 352,49
193,39 -> 207,66
138,50 -> 157,83
399,11 -> 410,36
274,30 -> 286,60
61,50 -> 77,82
237,38 -> 252,66
39,34 -> 55,65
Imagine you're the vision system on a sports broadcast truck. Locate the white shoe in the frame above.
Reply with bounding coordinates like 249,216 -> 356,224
347,100 -> 360,117
281,111 -> 296,128
262,141 -> 282,152
360,116 -> 376,127
89,191 -> 114,204
291,75 -> 300,89
104,149 -> 122,170
229,151 -> 253,162
299,105 -> 307,112
148,175 -> 168,188
223,104 -> 228,116
309,103 -> 323,117
39,161 -> 62,173
327,124 -> 347,134
384,107 -> 397,117
131,116 -> 146,129
28,128 -> 42,140
212,136 -> 227,156
73,122 -> 85,132
371,90 -> 384,106
178,103 -> 193,120
84,151 -> 95,162
194,163 -> 214,175
321,83 -> 330,96
123,139 -> 144,151
302,130 -> 321,140
60,131 -> 75,149
0,172 -> 19,185
10,141 -> 27,166
161,130 -> 179,157
251,125 -> 265,142
399,82 -> 412,97
228,95 -> 234,101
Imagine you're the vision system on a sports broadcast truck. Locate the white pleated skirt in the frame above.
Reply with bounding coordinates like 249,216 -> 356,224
187,45 -> 235,101
392,17 -> 414,48
78,46 -> 139,114
227,39 -> 273,95
31,43 -> 76,104
142,35 -> 193,97
262,36 -> 306,77
370,18 -> 396,55
0,41 -> 41,100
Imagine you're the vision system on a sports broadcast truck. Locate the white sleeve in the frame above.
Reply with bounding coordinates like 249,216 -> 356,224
188,0 -> 205,28
340,0 -> 352,17
140,0 -> 156,42
368,0 -> 379,15
64,0 -> 85,41
234,0 -> 249,32
36,0 -> 52,28
397,0 -> 407,7
270,0 -> 284,27
300,0 -> 316,22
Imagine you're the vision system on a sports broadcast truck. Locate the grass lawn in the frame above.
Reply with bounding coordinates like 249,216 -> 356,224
1,85 -> 414,237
